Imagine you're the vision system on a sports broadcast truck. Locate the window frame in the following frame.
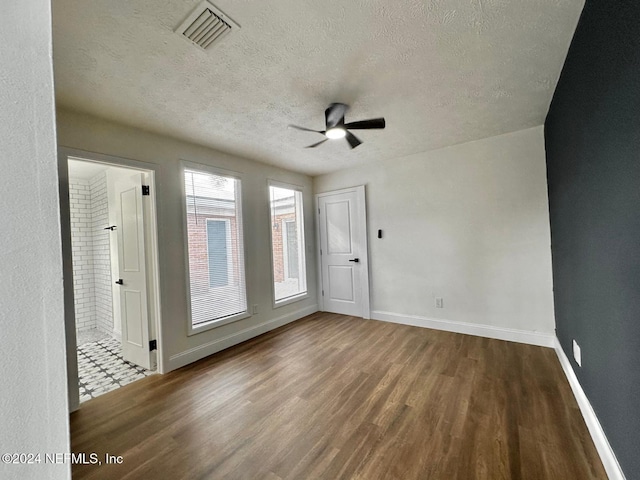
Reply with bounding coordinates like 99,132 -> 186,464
182,162 -> 250,335
267,179 -> 309,308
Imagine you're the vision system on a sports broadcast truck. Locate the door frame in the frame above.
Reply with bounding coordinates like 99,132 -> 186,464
315,185 -> 371,319
58,147 -> 164,412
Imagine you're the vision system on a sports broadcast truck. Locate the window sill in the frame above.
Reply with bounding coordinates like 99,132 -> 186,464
188,311 -> 251,336
273,292 -> 309,309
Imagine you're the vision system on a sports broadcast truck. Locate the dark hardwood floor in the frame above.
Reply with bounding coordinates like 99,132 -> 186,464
70,313 -> 606,479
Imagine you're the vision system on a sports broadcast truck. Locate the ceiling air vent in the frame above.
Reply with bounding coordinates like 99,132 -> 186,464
175,1 -> 240,51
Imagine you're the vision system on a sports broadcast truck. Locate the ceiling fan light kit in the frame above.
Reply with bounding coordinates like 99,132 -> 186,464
325,127 -> 346,139
289,103 -> 386,149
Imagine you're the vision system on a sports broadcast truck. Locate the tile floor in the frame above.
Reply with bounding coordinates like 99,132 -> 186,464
77,328 -> 111,346
78,337 -> 154,403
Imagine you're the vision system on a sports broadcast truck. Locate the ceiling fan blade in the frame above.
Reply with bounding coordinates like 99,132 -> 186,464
288,124 -> 324,134
305,138 -> 329,148
344,118 -> 386,130
345,131 -> 362,149
325,103 -> 349,129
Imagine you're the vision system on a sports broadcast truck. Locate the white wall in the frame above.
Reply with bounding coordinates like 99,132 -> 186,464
57,108 -> 318,378
0,1 -> 70,479
315,126 -> 556,344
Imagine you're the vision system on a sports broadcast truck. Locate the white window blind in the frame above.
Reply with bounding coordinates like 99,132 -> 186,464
184,169 -> 247,326
269,185 -> 307,302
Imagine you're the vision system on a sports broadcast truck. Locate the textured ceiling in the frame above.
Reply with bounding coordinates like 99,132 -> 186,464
53,0 -> 584,176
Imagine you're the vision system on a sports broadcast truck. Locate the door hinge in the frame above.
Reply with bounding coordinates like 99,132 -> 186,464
320,249 -> 322,255
318,207 -> 320,214
142,185 -> 150,196
322,290 -> 324,296
149,339 -> 157,351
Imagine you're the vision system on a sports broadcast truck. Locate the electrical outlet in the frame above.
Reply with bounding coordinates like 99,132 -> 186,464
573,339 -> 582,367
252,304 -> 258,315
435,297 -> 444,308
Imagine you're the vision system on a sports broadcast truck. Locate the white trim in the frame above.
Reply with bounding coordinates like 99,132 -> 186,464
182,159 -> 244,179
182,162 -> 250,336
315,185 -> 371,320
315,195 -> 324,312
553,338 -> 627,480
267,177 -> 305,191
58,147 -> 166,414
368,309 -> 625,478
316,185 -> 365,197
268,180 -> 309,308
371,310 -> 555,347
141,170 -> 164,373
358,186 -> 371,320
191,311 -> 251,332
273,292 -> 309,308
168,304 -> 318,370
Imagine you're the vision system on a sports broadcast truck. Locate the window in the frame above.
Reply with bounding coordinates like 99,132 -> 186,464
269,184 -> 307,303
184,168 -> 247,328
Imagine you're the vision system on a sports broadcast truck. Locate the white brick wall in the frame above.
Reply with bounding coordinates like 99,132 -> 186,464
90,172 -> 113,334
70,179 -> 96,332
70,173 -> 114,336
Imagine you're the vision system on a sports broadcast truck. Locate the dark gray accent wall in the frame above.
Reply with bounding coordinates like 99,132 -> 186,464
545,1 -> 640,477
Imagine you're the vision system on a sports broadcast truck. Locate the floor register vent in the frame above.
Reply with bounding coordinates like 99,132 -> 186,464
175,1 -> 239,50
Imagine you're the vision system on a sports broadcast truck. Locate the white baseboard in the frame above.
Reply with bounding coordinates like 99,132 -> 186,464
553,338 -> 626,480
371,310 -> 555,347
168,304 -> 318,371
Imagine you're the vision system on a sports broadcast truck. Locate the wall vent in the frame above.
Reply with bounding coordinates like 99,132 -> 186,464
175,1 -> 239,51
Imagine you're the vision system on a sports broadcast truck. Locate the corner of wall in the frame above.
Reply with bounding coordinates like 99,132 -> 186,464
553,338 -> 627,480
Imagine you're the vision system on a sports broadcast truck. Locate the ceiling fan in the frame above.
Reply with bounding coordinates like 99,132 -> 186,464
288,103 -> 385,149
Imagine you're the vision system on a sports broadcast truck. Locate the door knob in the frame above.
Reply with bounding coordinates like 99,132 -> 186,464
348,258 -> 360,263
115,279 -> 124,285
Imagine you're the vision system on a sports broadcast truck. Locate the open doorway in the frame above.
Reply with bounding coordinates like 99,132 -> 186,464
67,158 -> 160,402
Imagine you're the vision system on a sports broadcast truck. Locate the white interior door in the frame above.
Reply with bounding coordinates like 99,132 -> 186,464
115,173 -> 152,370
317,186 -> 370,318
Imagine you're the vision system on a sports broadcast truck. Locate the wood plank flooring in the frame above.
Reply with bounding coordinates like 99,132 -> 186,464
70,313 -> 606,479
